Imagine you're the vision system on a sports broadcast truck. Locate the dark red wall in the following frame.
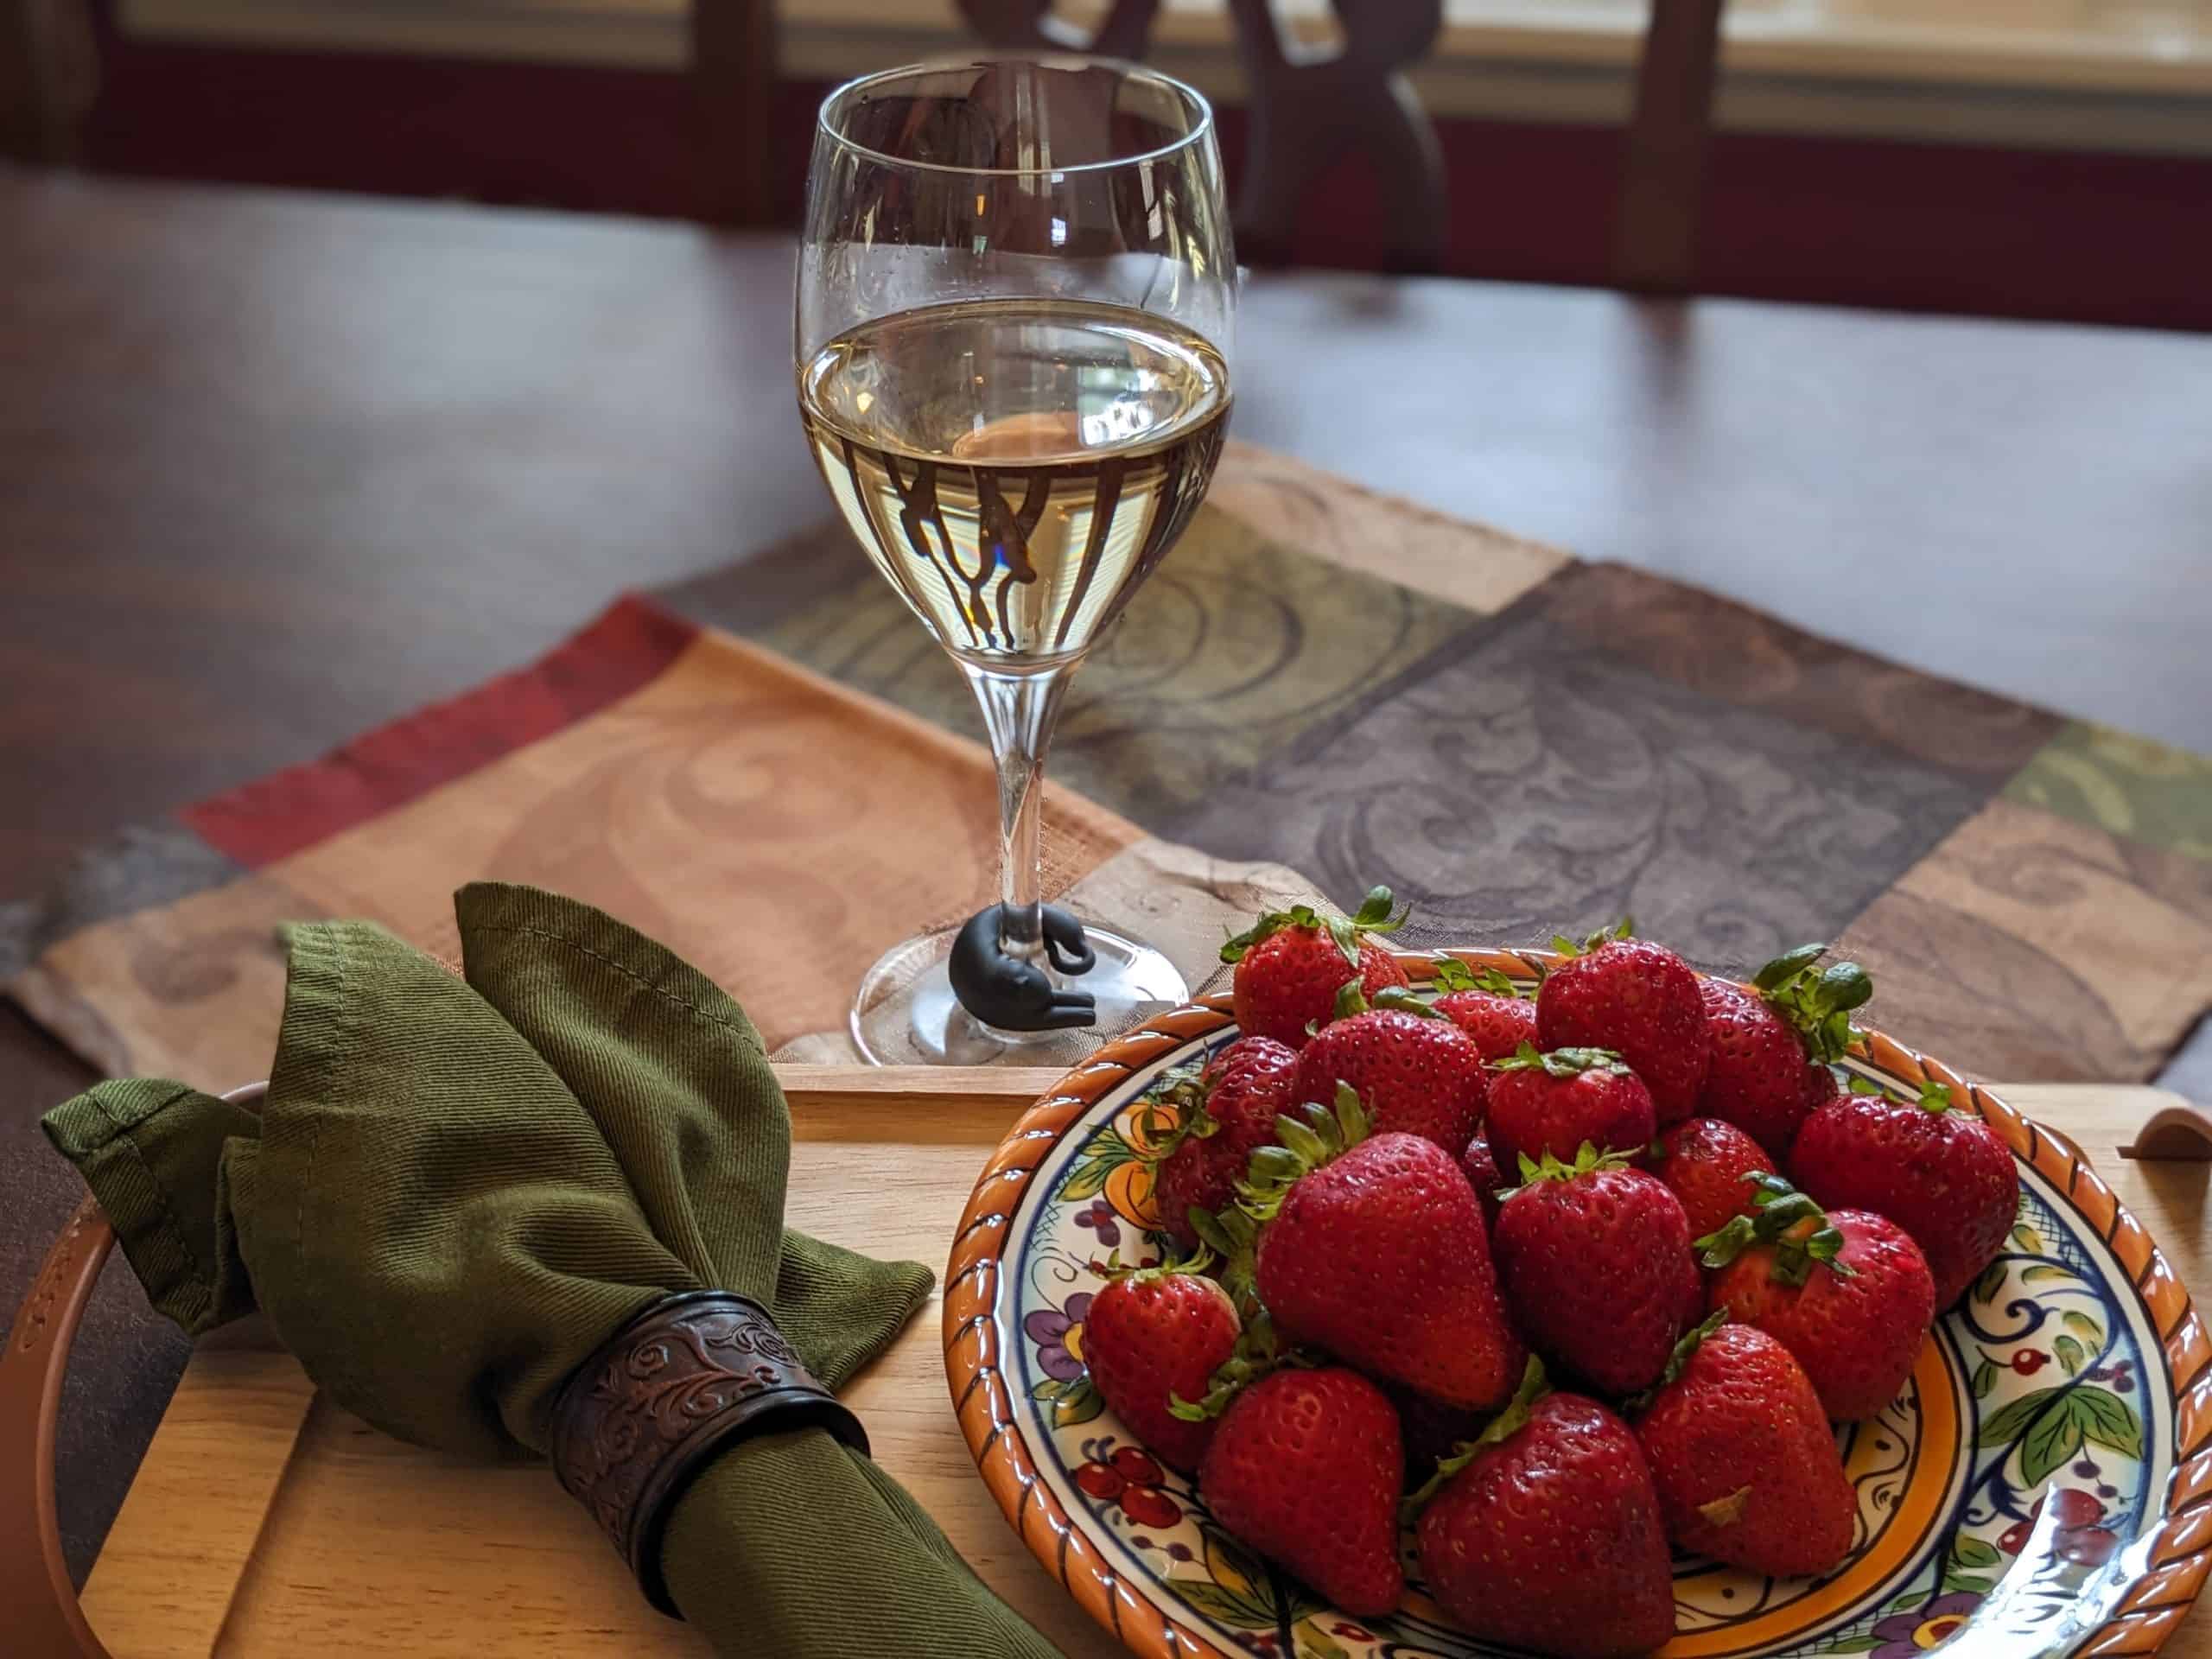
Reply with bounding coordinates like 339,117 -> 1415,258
83,35 -> 2212,331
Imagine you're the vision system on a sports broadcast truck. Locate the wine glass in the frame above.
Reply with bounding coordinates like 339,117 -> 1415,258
795,58 -> 1236,1065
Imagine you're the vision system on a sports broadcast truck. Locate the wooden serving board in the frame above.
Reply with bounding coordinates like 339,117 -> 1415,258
76,1071 -> 2211,1659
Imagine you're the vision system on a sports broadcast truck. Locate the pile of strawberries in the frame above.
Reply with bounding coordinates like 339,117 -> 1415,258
1075,892 -> 2021,1659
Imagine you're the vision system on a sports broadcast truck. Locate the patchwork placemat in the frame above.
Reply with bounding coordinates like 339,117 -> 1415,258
5,442 -> 2209,1092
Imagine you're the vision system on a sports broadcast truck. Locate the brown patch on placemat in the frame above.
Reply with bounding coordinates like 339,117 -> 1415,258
1163,563 -> 1999,974
1838,798 -> 2212,1082
1548,563 -> 2061,779
14,628 -> 1139,1079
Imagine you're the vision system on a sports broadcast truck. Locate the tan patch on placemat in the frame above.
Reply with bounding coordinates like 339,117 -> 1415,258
21,630 -> 1139,1077
1207,440 -> 1569,613
1838,798 -> 2212,1083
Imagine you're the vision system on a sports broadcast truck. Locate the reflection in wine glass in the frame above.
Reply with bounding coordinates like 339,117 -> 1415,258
795,59 -> 1236,1065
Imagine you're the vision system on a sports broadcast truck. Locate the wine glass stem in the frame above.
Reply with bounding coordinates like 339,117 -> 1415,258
961,662 -> 1073,962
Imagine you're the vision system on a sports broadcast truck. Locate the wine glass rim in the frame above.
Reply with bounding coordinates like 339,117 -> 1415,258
815,56 -> 1216,178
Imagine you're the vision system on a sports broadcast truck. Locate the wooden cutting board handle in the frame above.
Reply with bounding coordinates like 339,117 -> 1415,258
1,1191 -> 118,1659
0,1066 -> 1051,1659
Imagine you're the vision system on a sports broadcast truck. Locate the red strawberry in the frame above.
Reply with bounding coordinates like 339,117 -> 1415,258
1700,944 -> 1872,1157
1430,957 -> 1540,1060
1492,1145 -> 1700,1395
1789,1079 -> 2018,1311
1291,1001 -> 1487,1154
1537,925 -> 1710,1122
1633,1314 -> 1856,1577
1700,1175 -> 1936,1421
1459,1130 -> 1505,1230
1383,1381 -> 1486,1482
1651,1116 -> 1777,1245
1082,1256 -> 1242,1472
1221,887 -> 1411,1049
1249,1088 -> 1526,1410
1485,1044 -> 1656,1171
1413,1360 -> 1675,1658
1147,1037 -> 1300,1253
1198,1367 -> 1405,1617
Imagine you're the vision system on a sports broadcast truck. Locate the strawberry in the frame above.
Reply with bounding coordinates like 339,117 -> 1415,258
1491,1145 -> 1700,1395
1198,1366 -> 1405,1617
1789,1078 -> 2019,1311
1430,957 -> 1539,1059
1651,1116 -> 1777,1245
1700,1174 -> 1935,1421
1082,1254 -> 1242,1472
1145,1037 -> 1300,1253
1459,1130 -> 1505,1230
1485,1043 -> 1656,1171
1291,998 -> 1487,1154
1383,1381 -> 1485,1482
1536,925 -> 1710,1122
1633,1313 -> 1856,1577
1247,1088 -> 1526,1410
1221,887 -> 1411,1049
1412,1360 -> 1675,1658
1700,944 -> 1872,1157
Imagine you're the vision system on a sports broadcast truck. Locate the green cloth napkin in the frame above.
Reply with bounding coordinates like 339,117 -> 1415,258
43,882 -> 1059,1657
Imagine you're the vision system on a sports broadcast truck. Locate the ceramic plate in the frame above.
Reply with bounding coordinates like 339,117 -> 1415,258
944,949 -> 2210,1659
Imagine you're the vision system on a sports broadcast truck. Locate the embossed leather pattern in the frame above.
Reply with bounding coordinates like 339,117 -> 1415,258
549,1290 -> 868,1615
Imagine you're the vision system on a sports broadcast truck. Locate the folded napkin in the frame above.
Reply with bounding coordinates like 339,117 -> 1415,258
43,882 -> 1058,1657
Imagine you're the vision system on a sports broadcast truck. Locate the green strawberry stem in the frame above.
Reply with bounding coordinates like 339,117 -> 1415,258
1693,1172 -> 1857,1287
1187,1204 -> 1262,1319
1238,1084 -> 1372,1218
1219,885 -> 1408,969
1498,1141 -> 1633,1201
1095,1241 -> 1217,1285
1625,1309 -> 1729,1412
1402,1357 -> 1552,1519
1491,1039 -> 1630,1078
1428,957 -> 1528,998
1132,1062 -> 1220,1164
1842,1071 -> 1955,1113
1548,918 -> 1634,957
1748,942 -> 1874,1065
1334,981 -> 1449,1023
1166,1309 -> 1303,1422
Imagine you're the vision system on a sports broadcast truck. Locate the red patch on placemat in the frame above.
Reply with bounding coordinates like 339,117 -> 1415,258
181,595 -> 696,868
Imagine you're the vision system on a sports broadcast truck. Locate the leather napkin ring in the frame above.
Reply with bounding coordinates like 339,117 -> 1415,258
549,1289 -> 869,1615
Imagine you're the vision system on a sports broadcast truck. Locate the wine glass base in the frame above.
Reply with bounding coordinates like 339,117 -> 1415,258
849,922 -> 1190,1067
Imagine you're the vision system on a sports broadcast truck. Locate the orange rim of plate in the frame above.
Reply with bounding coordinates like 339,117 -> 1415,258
941,947 -> 2212,1659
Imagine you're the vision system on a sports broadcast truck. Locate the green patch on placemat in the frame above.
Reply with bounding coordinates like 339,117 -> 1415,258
2005,721 -> 2212,860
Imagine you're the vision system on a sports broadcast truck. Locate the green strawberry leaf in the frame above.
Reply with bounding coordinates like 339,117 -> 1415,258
1368,985 -> 1448,1021
1351,885 -> 1407,932
1751,942 -> 1830,993
1430,955 -> 1478,992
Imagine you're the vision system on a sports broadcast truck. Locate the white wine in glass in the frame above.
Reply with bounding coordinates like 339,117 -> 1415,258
795,59 -> 1236,1065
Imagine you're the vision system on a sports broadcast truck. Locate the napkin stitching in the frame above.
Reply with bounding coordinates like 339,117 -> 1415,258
82,1084 -> 217,1315
471,920 -> 765,1056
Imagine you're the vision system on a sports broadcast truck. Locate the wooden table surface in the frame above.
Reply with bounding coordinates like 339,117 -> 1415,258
5,164 -> 2212,1592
